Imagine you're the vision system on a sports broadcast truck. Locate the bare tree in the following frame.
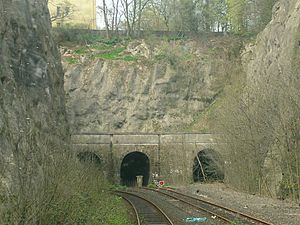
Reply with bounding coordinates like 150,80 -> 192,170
137,0 -> 151,36
49,0 -> 75,24
102,0 -> 110,38
98,0 -> 122,37
150,0 -> 173,31
112,0 -> 121,35
120,0 -> 151,37
216,50 -> 300,200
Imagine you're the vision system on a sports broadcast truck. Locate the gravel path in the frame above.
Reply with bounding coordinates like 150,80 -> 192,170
175,183 -> 300,225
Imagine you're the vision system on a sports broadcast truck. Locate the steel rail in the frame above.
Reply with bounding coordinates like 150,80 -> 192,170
115,190 -> 175,225
145,187 -> 274,225
115,192 -> 141,225
142,187 -> 230,223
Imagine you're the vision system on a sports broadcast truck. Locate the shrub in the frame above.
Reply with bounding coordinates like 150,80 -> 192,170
0,136 -> 131,225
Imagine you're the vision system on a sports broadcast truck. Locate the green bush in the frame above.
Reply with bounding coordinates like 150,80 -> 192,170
41,167 -> 130,225
0,139 -> 132,225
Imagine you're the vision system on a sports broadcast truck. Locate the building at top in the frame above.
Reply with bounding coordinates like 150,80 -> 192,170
48,0 -> 96,29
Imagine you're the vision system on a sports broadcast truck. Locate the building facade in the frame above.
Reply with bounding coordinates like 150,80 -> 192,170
48,0 -> 96,29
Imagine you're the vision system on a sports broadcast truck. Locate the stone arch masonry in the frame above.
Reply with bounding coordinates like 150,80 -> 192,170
72,133 -> 219,185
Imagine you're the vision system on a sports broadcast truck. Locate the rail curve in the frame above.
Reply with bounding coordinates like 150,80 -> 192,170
115,190 -> 175,225
143,187 -> 274,225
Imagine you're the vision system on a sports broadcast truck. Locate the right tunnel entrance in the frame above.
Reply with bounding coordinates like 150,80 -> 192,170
193,149 -> 224,182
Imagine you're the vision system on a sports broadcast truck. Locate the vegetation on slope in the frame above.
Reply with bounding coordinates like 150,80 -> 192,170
182,2 -> 300,201
0,139 -> 131,225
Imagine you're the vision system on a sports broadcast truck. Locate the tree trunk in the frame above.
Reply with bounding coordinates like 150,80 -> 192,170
115,0 -> 120,36
124,0 -> 131,37
102,0 -> 110,38
137,0 -> 142,37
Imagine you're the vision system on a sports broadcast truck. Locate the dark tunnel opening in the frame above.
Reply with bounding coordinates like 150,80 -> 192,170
193,149 -> 224,182
77,152 -> 102,168
120,151 -> 150,187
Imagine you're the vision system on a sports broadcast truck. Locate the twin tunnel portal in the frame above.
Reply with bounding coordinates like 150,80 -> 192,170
73,133 -> 224,186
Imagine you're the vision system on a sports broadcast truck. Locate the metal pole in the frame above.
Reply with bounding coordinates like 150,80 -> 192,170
109,134 -> 114,182
158,134 -> 161,177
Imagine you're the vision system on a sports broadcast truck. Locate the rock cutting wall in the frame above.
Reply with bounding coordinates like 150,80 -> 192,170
64,39 -> 239,133
242,0 -> 300,197
0,0 -> 69,184
244,0 -> 300,84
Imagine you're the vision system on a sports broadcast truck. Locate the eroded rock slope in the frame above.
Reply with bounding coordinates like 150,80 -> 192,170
64,38 -> 240,132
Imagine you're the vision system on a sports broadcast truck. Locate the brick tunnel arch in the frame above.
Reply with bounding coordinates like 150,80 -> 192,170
77,152 -> 102,168
120,151 -> 150,186
193,149 -> 224,182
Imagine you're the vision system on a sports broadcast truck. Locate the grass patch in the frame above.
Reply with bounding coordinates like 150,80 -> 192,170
102,36 -> 124,46
65,44 -> 138,63
95,47 -> 125,60
147,183 -> 157,188
74,47 -> 88,55
122,55 -> 138,61
90,43 -> 111,51
65,57 -> 78,64
94,47 -> 137,61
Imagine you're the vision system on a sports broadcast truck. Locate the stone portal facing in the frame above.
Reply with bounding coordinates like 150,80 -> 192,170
72,133 -> 222,185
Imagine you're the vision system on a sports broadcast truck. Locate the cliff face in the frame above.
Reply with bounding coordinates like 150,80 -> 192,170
0,0 -> 68,184
64,38 -> 240,133
241,0 -> 300,197
244,0 -> 300,84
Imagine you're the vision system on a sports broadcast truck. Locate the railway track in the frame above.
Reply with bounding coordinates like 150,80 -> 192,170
115,190 -> 175,225
143,187 -> 274,225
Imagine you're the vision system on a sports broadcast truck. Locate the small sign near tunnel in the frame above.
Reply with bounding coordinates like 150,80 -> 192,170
159,181 -> 165,186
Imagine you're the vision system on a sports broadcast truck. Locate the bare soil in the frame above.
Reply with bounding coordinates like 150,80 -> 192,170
175,183 -> 300,225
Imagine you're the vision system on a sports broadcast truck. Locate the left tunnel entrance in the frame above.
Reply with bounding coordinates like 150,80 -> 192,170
77,152 -> 102,168
120,151 -> 150,186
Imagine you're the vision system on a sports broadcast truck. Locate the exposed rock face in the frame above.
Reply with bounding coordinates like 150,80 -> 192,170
243,0 -> 300,197
64,39 -> 238,132
244,0 -> 300,84
0,0 -> 68,184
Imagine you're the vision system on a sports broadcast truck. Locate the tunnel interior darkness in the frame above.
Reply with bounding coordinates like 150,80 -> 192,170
120,151 -> 150,186
77,152 -> 102,168
193,149 -> 224,182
